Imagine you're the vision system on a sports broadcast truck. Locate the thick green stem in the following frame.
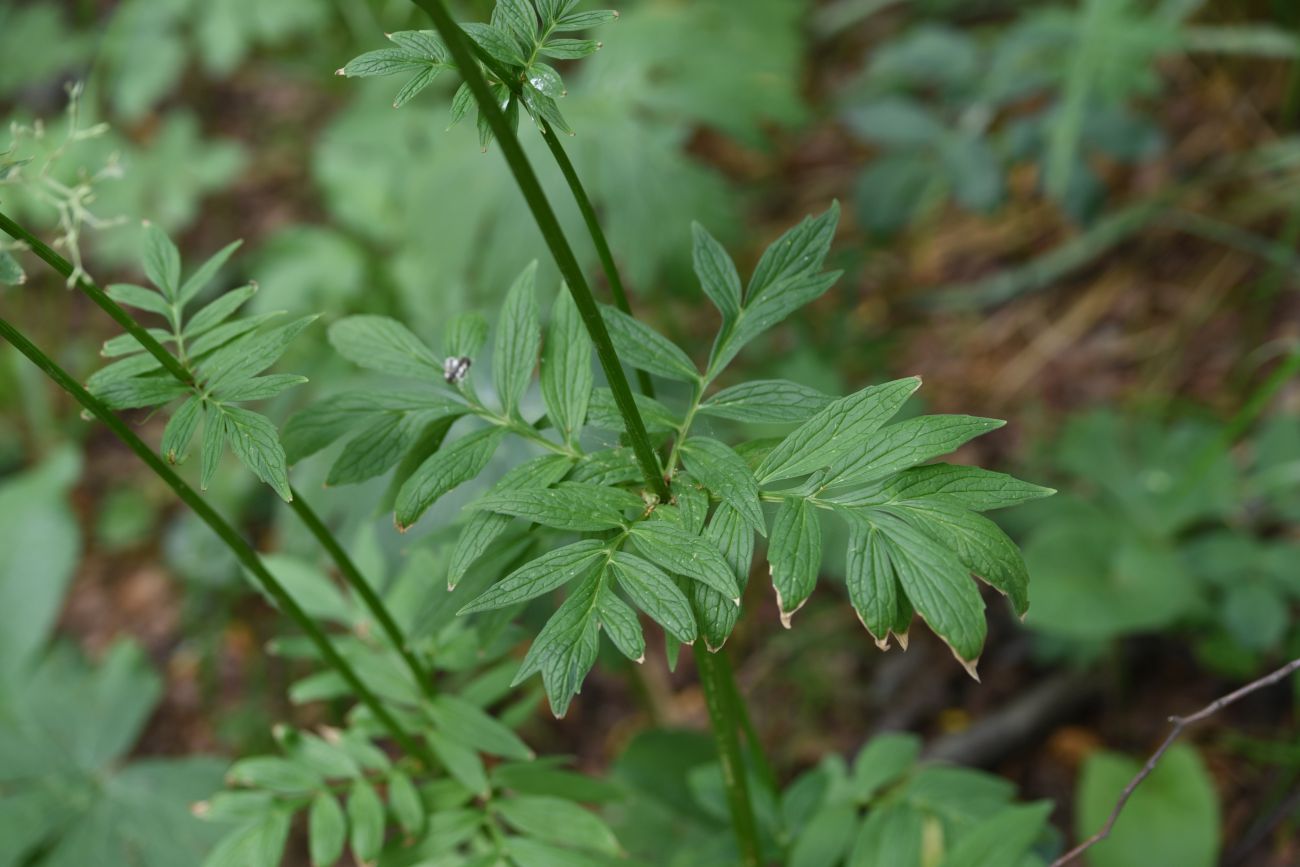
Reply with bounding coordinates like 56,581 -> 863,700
0,316 -> 437,770
537,126 -> 655,398
696,645 -> 763,867
407,0 -> 669,502
0,207 -> 438,699
288,493 -> 435,701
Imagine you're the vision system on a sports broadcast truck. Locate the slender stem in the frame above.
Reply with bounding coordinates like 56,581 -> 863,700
538,126 -> 655,398
0,208 -> 441,699
696,645 -> 763,867
0,316 -> 438,770
665,382 -> 704,479
288,492 -> 435,701
0,209 -> 194,387
407,0 -> 669,502
720,650 -> 779,799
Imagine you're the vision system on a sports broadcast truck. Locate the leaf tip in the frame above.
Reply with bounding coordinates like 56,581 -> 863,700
958,656 -> 981,682
895,630 -> 910,651
635,654 -> 645,664
335,67 -> 346,76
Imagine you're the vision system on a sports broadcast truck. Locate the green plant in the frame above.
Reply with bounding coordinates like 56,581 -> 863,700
0,1 -> 1054,865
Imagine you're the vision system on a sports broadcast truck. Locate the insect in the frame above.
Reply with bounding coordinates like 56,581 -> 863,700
443,355 -> 472,384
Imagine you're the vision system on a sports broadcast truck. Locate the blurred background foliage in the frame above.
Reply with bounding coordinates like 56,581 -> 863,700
3,0 -> 1300,864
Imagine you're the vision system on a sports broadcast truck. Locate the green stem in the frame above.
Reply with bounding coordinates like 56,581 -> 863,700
537,126 -> 655,398
407,0 -> 669,502
288,492 -> 435,701
0,316 -> 438,771
696,644 -> 763,867
720,650 -> 778,799
0,207 -> 439,700
0,209 -> 194,387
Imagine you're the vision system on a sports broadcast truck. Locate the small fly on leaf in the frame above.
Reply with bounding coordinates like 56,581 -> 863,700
443,355 -> 471,384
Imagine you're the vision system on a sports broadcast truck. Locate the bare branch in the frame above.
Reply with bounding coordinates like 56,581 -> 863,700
1051,656 -> 1300,867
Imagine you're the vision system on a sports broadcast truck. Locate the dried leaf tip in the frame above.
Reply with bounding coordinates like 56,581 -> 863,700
895,630 -> 910,651
634,654 -> 645,665
190,800 -> 210,818
335,68 -> 346,76
957,656 -> 981,682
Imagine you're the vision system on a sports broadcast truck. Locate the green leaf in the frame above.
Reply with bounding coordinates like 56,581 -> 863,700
768,496 -> 822,626
539,37 -> 601,60
680,437 -> 765,536
493,0 -> 539,49
162,397 -> 203,464
747,202 -> 840,299
387,770 -> 425,836
199,315 -> 316,392
200,405 -> 224,491
692,221 -> 741,322
873,511 -> 985,672
940,802 -> 1052,867
847,802 -> 923,867
282,391 -> 461,463
699,379 -> 834,424
101,328 -> 173,358
179,240 -> 243,306
428,694 -> 534,761
472,482 -> 639,532
757,377 -> 921,483
460,539 -> 608,613
495,795 -> 621,856
494,262 -> 540,416
142,222 -> 181,300
212,374 -> 308,403
308,793 -> 346,867
445,311 -> 488,359
1076,745 -> 1220,867
386,29 -> 447,61
610,551 -> 699,644
599,304 -> 699,382
326,410 -> 434,486
347,778 -> 384,863
91,375 -> 190,410
851,733 -> 920,803
527,62 -> 566,98
627,521 -> 741,601
227,756 -> 322,793
596,585 -> 646,662
555,9 -> 619,32
694,502 -> 754,651
714,271 -> 841,374
220,406 -> 292,501
258,554 -> 352,624
513,570 -> 602,718
428,729 -> 490,797
202,809 -> 292,867
587,387 -> 679,434
106,282 -> 174,318
0,250 -> 26,285
823,415 -> 1005,488
392,65 -> 442,108
844,516 -> 899,648
827,463 -> 1055,511
790,803 -> 857,867
328,315 -> 441,380
395,427 -> 505,530
341,48 -> 429,78
184,283 -> 258,337
463,22 -> 526,65
448,454 -> 574,588
541,289 -> 593,440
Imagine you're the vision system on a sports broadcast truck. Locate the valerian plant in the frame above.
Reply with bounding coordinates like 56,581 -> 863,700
0,1 -> 1056,865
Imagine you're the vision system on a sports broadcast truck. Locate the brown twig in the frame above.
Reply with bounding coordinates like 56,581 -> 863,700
1051,656 -> 1300,867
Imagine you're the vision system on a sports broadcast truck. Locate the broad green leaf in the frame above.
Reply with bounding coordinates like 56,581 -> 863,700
347,778 -> 384,863
201,808 -> 292,867
106,282 -> 173,318
183,283 -> 256,336
610,551 -> 698,644
495,795 -> 621,856
539,38 -> 601,60
747,202 -> 840,300
599,304 -> 699,382
789,803 -> 857,867
714,270 -> 841,374
142,223 -> 181,300
386,30 -> 447,61
587,387 -> 679,434
493,0 -> 539,49
328,315 -> 441,380
471,483 -> 640,532
884,500 -> 1030,617
92,375 -> 189,410
680,437 -> 765,536
395,427 -> 505,530
392,65 -> 441,107
445,311 -> 488,359
428,731 -> 490,797
851,733 -> 920,803
699,379 -> 835,424
460,540 -> 608,613
187,311 -> 285,359
757,377 -> 921,483
326,410 -> 432,486
692,222 -> 741,322
554,10 -> 619,32
873,511 -> 986,671
827,463 -> 1055,511
226,756 -> 322,794
1076,745 -> 1220,867
179,239 -> 242,306
527,62 -> 566,98
513,570 -> 603,718
823,415 -> 1005,488
448,454 -> 573,588
282,391 -> 461,463
212,374 -> 308,403
388,770 -> 424,836
220,406 -> 292,501
541,289 -> 593,440
494,262 -> 540,416
199,315 -> 316,392
694,502 -> 754,651
847,802 -> 923,867
768,496 -> 822,625
283,730 -> 360,779
597,585 -> 646,662
101,328 -> 172,358
844,516 -> 898,647
428,695 -> 534,761
341,48 -> 429,78
570,447 -> 643,487
463,22 -> 526,65
940,802 -> 1052,867
307,793 -> 346,867
627,521 -> 741,601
